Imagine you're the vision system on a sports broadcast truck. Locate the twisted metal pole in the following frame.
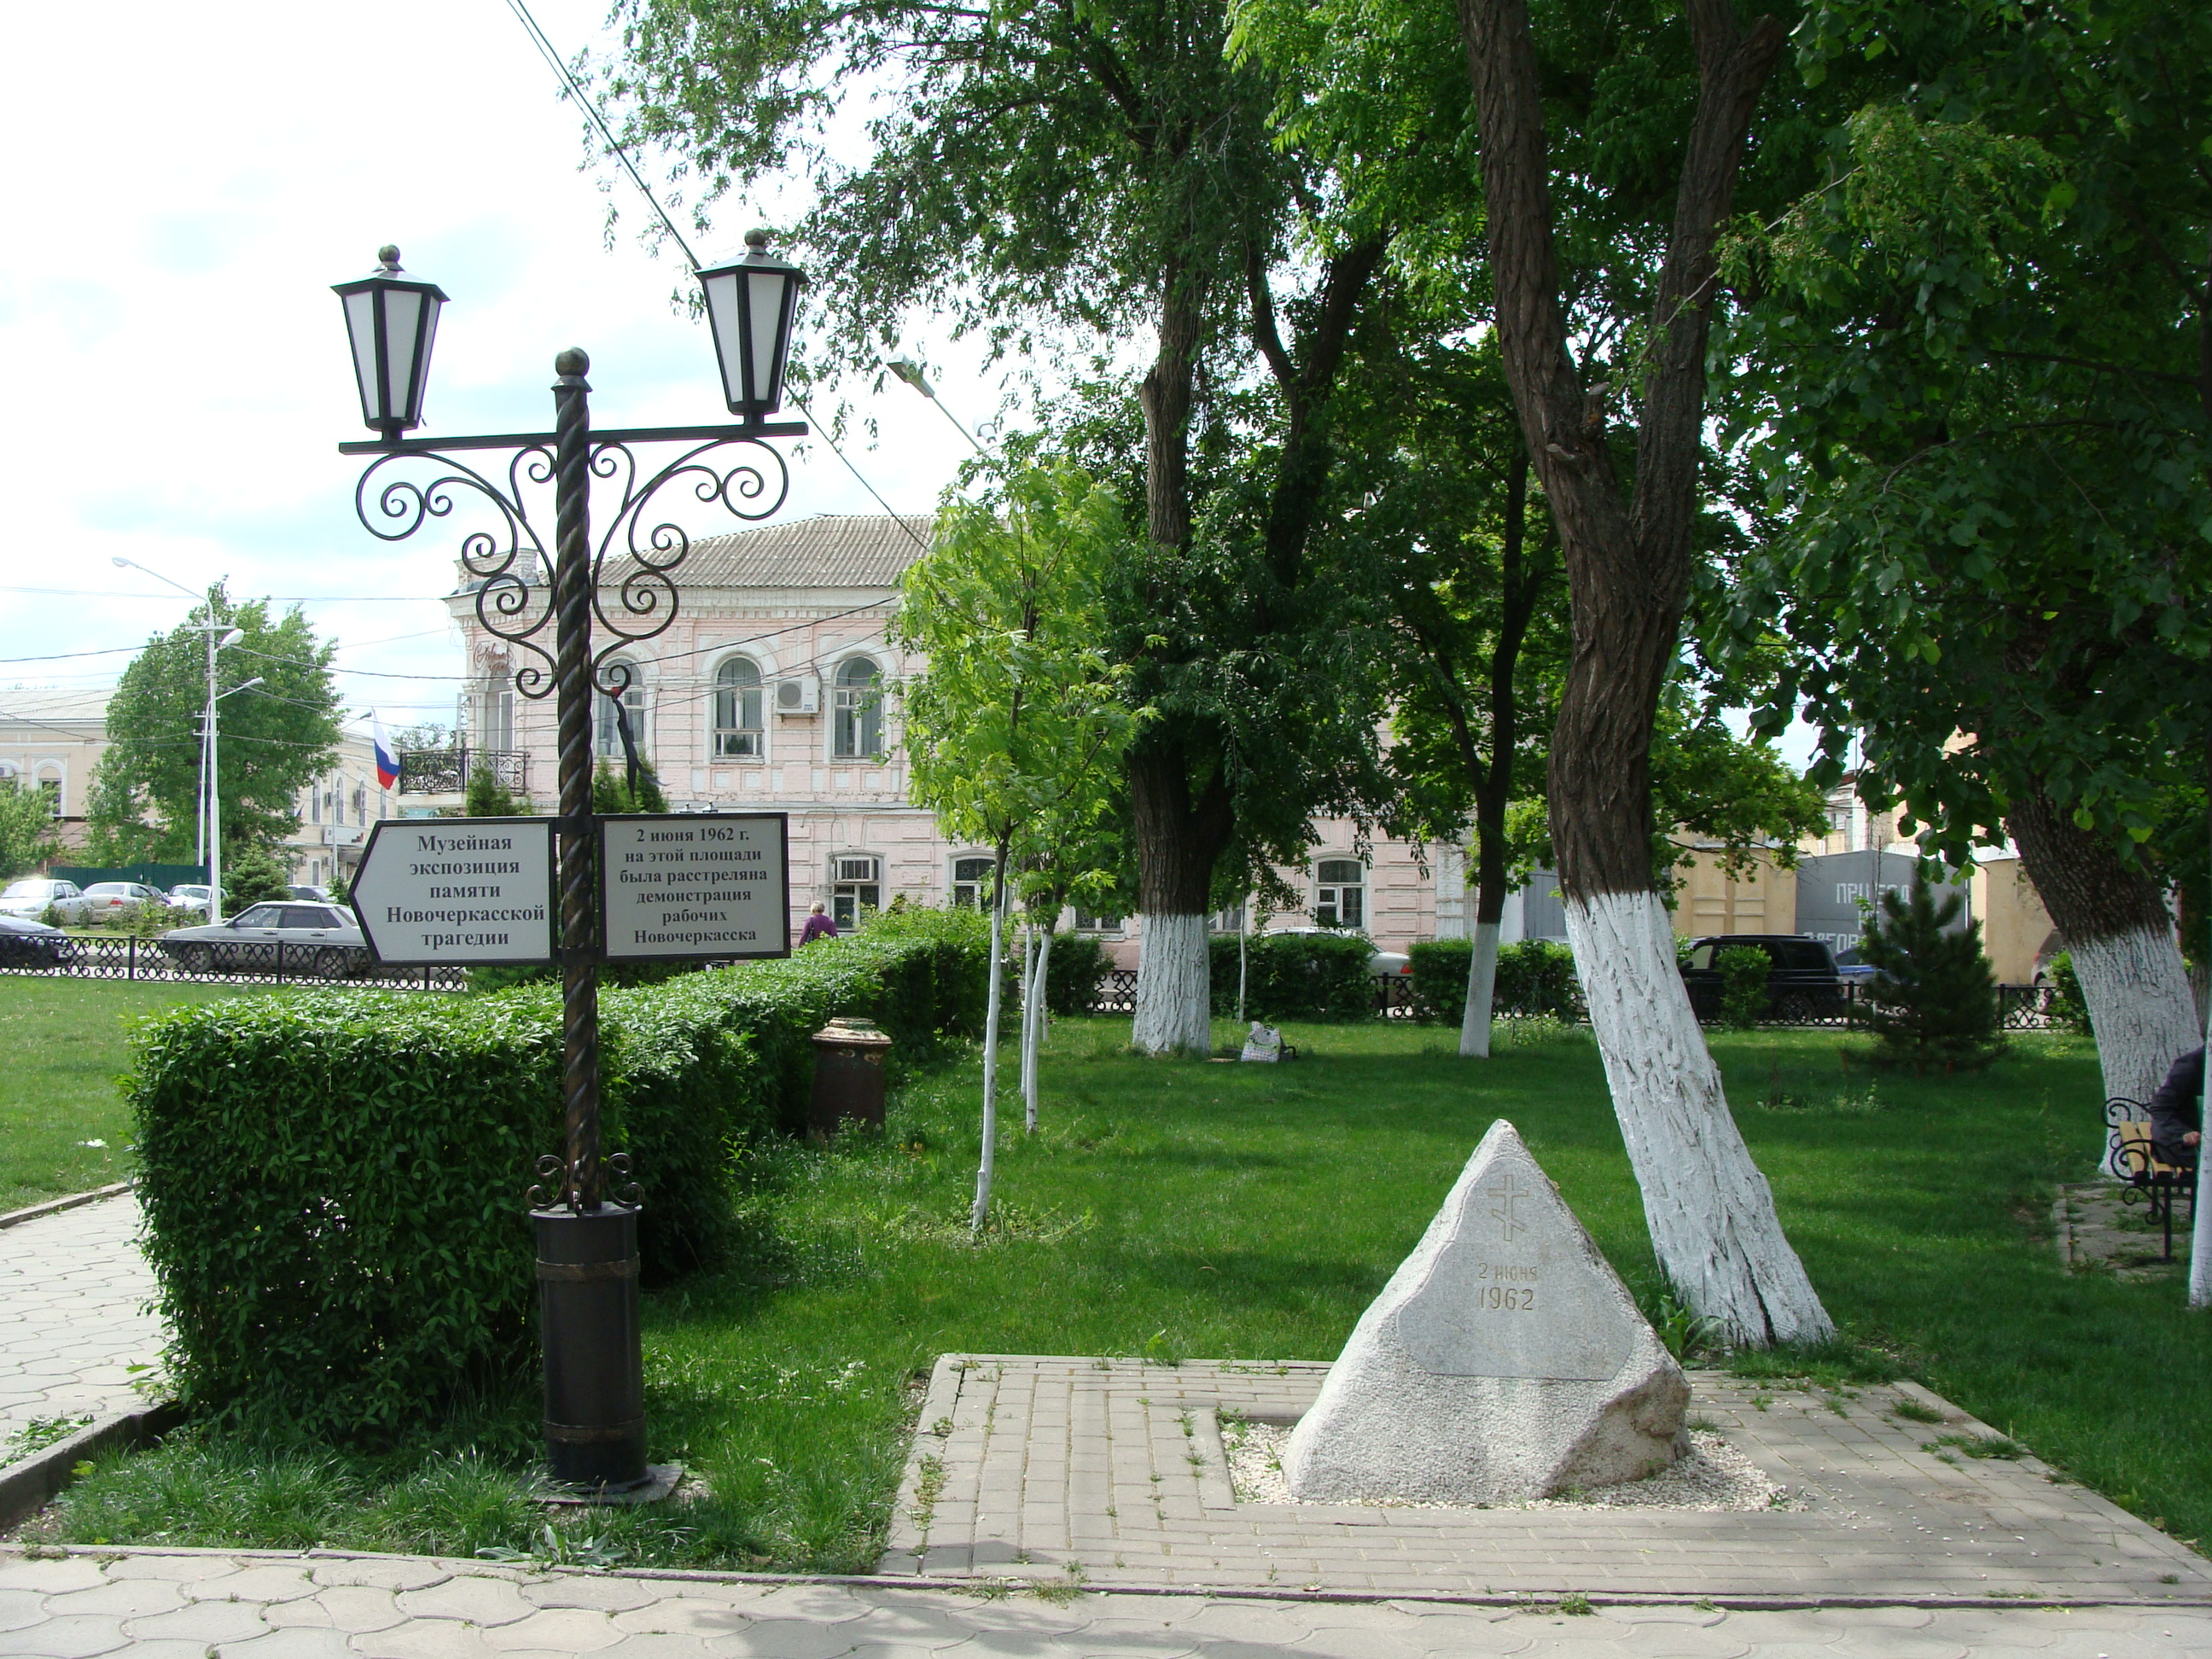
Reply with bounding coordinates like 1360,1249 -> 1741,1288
551,347 -> 602,1211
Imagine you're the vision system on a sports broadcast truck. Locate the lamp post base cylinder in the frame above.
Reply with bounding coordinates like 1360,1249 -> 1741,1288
533,1204 -> 648,1491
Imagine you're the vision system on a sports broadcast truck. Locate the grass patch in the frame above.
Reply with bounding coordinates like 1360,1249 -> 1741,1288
32,1016 -> 2212,1569
0,978 -> 252,1212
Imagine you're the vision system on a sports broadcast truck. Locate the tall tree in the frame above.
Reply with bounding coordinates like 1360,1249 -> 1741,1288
89,586 -> 343,864
0,781 -> 61,879
604,0 -> 1409,1055
894,464 -> 1141,1227
1453,0 -> 1833,1342
1720,0 -> 2212,1112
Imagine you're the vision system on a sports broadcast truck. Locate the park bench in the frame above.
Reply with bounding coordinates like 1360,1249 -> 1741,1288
2104,1097 -> 2199,1260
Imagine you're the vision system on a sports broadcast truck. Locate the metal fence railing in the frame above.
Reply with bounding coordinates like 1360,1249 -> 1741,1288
1077,974 -> 2070,1029
0,934 -> 468,992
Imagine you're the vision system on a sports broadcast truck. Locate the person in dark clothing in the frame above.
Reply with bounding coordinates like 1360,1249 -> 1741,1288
2147,1044 -> 2204,1161
800,901 -> 837,946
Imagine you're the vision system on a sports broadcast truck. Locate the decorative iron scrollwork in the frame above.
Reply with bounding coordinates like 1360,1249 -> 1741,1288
525,1150 -> 643,1212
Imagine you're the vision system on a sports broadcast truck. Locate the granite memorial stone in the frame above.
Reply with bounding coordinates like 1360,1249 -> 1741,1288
1283,1118 -> 1688,1504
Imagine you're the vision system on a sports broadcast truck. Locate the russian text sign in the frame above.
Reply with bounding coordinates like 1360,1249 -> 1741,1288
350,817 -> 556,965
599,812 -> 790,961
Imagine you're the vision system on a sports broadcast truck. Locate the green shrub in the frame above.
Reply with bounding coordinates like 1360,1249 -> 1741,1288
222,845 -> 292,911
129,909 -> 987,1440
2046,950 -> 2090,1033
1717,946 -> 1771,1029
1208,931 -> 1375,1022
1856,880 -> 2005,1071
1407,938 -> 1583,1024
1042,932 -> 1112,1016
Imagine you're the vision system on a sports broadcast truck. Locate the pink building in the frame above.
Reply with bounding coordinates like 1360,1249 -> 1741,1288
418,515 -> 1461,959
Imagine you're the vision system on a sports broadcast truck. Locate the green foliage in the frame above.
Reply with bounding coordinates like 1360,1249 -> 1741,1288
1855,882 -> 2005,1072
0,781 -> 61,878
592,762 -> 667,817
2045,951 -> 2090,1036
1406,938 -> 1582,1025
221,845 -> 292,911
1206,932 -> 1373,1022
90,586 -> 342,859
463,767 -> 531,819
1717,946 -> 1773,1031
894,463 -> 1140,895
1042,934 -> 1112,1018
127,911 -> 988,1437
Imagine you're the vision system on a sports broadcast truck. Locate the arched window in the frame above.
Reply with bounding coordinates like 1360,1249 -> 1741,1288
832,655 -> 882,759
714,658 -> 765,758
35,766 -> 61,818
1314,859 -> 1365,928
595,662 -> 647,760
951,855 -> 993,910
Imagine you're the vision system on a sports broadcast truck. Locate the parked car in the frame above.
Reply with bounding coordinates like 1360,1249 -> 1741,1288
157,901 -> 370,977
80,881 -> 175,920
1831,946 -> 1877,983
0,914 -> 80,966
1679,934 -> 1847,1021
0,878 -> 89,925
287,884 -> 335,903
166,883 -> 213,917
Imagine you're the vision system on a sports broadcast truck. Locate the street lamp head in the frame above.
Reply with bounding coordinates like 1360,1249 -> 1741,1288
111,556 -> 131,569
696,230 -> 806,421
218,627 -> 244,649
888,358 -> 937,400
333,244 -> 448,439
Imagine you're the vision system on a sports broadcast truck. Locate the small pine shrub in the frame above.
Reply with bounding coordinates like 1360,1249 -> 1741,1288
222,845 -> 292,911
1856,880 -> 2005,1071
2045,950 -> 2090,1033
1717,946 -> 1771,1029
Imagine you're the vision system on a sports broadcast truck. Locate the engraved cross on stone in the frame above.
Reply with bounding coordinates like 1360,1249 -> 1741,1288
1486,1173 -> 1530,1244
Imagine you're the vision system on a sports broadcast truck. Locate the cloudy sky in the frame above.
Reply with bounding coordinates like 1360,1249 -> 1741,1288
0,0 -> 979,737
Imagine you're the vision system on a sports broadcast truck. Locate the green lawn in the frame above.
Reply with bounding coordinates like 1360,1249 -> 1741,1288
0,978 -> 253,1214
32,1015 -> 2212,1569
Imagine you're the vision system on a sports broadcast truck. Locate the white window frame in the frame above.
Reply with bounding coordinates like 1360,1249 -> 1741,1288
713,655 -> 767,760
830,655 -> 884,760
950,853 -> 995,910
595,661 -> 649,760
1313,857 -> 1366,929
830,852 -> 882,930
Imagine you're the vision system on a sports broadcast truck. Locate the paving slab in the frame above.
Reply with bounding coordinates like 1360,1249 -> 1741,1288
878,1356 -> 2212,1606
0,1196 -> 163,1449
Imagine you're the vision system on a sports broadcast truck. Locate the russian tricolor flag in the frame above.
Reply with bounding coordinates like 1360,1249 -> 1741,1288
371,714 -> 400,791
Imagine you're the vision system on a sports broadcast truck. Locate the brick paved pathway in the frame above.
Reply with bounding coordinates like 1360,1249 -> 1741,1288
885,1357 -> 2212,1604
0,1194 -> 162,1443
3,1548 -> 2208,1659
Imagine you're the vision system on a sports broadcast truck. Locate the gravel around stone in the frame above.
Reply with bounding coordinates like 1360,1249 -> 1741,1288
1223,1417 -> 1803,1512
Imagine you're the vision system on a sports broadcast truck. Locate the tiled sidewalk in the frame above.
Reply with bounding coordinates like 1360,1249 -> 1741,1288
0,1194 -> 161,1442
3,1548 -> 2210,1659
883,1356 -> 2212,1604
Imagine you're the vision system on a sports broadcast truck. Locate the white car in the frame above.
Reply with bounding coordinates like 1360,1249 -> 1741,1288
166,884 -> 213,917
0,878 -> 89,925
158,900 -> 370,977
80,881 -> 175,920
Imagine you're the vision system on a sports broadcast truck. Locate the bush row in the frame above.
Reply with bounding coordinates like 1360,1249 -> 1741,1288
1406,938 -> 1583,1024
129,906 -> 989,1440
1208,931 -> 1377,1022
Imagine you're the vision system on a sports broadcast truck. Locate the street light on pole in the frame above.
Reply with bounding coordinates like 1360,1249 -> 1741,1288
886,357 -> 990,457
334,235 -> 806,1499
112,556 -> 245,916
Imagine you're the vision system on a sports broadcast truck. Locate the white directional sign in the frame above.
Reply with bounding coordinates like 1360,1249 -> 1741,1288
599,812 -> 789,961
350,817 -> 557,965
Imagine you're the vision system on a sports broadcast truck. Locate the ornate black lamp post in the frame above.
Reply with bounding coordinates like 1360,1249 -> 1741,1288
335,236 -> 806,1494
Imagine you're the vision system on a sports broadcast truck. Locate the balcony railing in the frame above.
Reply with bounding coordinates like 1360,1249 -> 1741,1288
395,748 -> 530,796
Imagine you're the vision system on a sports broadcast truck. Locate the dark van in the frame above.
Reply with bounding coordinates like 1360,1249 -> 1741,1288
1679,934 -> 1847,1022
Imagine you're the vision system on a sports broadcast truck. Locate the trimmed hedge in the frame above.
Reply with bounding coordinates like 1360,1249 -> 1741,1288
1042,933 -> 1113,1017
1406,938 -> 1583,1024
128,907 -> 987,1438
1208,931 -> 1377,1022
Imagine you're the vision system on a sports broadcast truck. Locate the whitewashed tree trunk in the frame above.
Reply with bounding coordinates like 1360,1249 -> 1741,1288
1016,924 -> 1039,1129
971,887 -> 1007,1232
2192,1009 -> 2212,1309
1237,900 -> 1249,1025
1133,911 -> 1213,1055
1565,891 -> 1836,1347
1459,921 -> 1501,1058
2069,923 -> 2200,1112
1024,926 -> 1052,1133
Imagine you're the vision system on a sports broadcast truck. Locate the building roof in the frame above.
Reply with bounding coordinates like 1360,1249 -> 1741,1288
649,515 -> 929,591
0,686 -> 114,734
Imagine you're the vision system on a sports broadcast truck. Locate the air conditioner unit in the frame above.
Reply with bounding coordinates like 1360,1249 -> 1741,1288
775,675 -> 819,715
